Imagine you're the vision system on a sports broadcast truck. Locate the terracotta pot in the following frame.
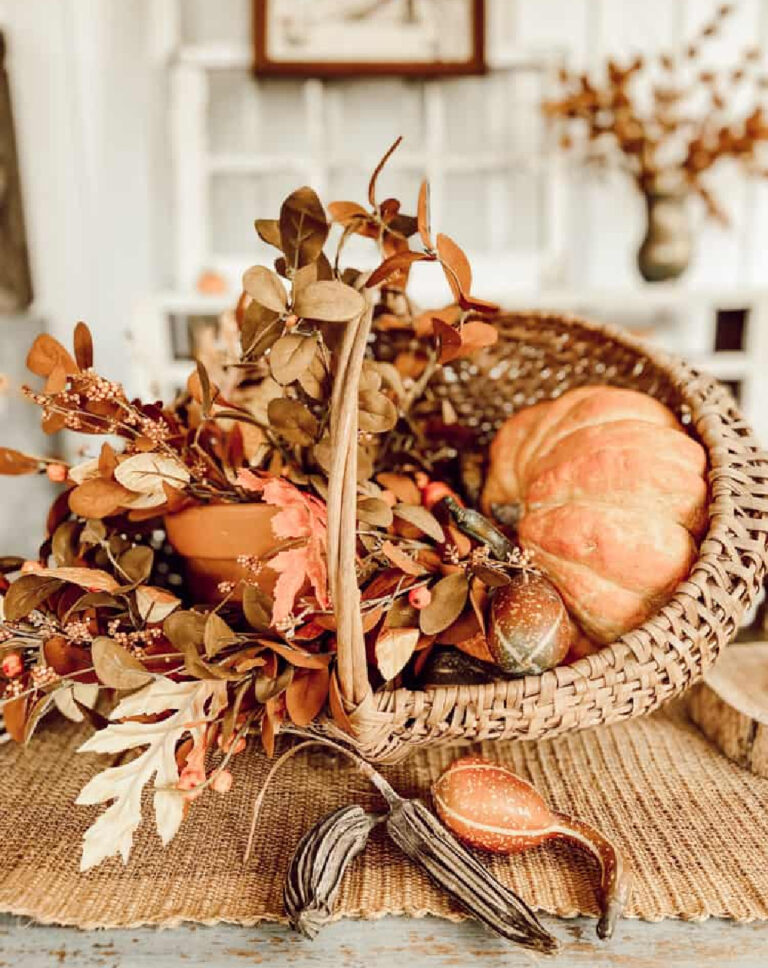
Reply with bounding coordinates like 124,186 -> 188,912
637,189 -> 692,282
164,504 -> 278,602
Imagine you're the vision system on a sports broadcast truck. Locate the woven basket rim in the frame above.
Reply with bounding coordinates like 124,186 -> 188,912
345,310 -> 768,756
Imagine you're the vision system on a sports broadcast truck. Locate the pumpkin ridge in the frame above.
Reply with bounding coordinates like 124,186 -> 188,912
522,389 -> 680,475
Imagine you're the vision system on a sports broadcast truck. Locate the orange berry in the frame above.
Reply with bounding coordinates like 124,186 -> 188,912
46,463 -> 68,483
408,586 -> 432,610
2,653 -> 23,678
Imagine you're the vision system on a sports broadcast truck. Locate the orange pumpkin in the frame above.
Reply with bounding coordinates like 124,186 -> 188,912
481,386 -> 708,644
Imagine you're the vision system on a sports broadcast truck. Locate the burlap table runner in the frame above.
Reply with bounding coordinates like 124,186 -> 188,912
1,699 -> 766,928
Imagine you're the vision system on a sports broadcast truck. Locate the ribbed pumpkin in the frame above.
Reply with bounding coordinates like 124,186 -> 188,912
481,386 -> 708,644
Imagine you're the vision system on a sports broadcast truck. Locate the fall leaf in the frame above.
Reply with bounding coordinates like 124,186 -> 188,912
237,472 -> 329,624
432,317 -> 463,364
267,398 -> 319,446
381,540 -> 426,577
269,334 -> 318,385
76,678 -> 227,870
242,583 -> 273,631
91,636 -> 153,690
293,280 -> 365,322
204,611 -> 238,658
114,453 -> 191,503
327,200 -> 370,227
392,504 -> 445,543
358,389 -> 398,433
366,251 -> 431,289
279,186 -> 328,270
376,626 -> 419,681
35,566 -> 119,593
436,233 -> 471,301
242,265 -> 288,313
285,666 -> 330,726
74,322 -> 94,370
26,333 -> 78,378
135,585 -> 180,622
0,446 -> 40,475
419,572 -> 469,635
254,218 -> 282,249
68,478 -> 136,519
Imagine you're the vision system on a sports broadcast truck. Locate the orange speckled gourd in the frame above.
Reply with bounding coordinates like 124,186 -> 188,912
481,386 -> 708,644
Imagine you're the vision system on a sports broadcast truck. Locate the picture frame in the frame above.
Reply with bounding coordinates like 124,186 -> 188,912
253,0 -> 485,77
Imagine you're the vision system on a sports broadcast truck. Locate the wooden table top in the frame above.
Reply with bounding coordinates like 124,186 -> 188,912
1,912 -> 766,967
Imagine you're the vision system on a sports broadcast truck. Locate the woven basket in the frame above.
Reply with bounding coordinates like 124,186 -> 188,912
325,309 -> 768,762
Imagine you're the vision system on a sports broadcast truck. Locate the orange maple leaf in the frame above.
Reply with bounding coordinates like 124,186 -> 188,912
237,471 -> 329,623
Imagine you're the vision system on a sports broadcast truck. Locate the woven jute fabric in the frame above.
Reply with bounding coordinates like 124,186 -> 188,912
1,701 -> 767,929
325,312 -> 768,759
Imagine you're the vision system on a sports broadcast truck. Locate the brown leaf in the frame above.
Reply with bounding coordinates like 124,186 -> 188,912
436,233 -> 471,301
366,251 -> 431,289
376,626 -> 419,681
73,321 -> 94,370
36,566 -> 119,592
417,179 -> 433,250
91,636 -> 153,690
293,280 -> 365,322
267,641 -> 332,670
118,546 -> 154,584
242,265 -> 288,313
2,574 -> 63,621
381,540 -> 425,577
368,136 -> 402,207
0,447 -> 39,475
68,478 -> 135,519
458,292 -> 500,315
163,609 -> 206,651
26,334 -> 77,378
460,321 -> 498,352
432,317 -> 463,364
358,389 -> 398,434
392,504 -> 445,543
327,201 -> 369,226
285,666 -> 330,727
241,300 -> 283,358
269,334 -> 318,386
51,520 -> 81,567
267,398 -> 319,446
3,696 -> 27,743
98,442 -> 118,480
419,572 -> 469,635
255,218 -> 282,249
243,583 -> 273,631
279,186 -> 329,270
376,472 -> 420,505
204,611 -> 238,658
297,346 -> 326,400
357,497 -> 394,528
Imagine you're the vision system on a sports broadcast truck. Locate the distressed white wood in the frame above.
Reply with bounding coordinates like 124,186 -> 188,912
1,913 -> 767,968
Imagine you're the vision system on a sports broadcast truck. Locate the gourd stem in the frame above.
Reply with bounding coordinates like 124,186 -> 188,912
551,813 -> 631,940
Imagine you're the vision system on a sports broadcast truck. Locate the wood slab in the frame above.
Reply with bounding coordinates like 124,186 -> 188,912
689,642 -> 768,777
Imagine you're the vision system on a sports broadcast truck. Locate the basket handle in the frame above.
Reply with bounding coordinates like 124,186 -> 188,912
327,297 -> 374,706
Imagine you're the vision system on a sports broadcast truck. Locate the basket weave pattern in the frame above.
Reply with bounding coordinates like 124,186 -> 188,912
328,312 -> 768,761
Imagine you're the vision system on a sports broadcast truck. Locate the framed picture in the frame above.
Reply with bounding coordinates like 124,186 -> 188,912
253,0 -> 485,77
